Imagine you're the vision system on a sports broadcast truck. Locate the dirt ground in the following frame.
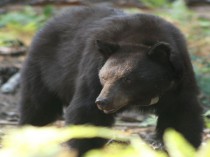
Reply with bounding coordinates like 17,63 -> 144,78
0,54 -> 25,123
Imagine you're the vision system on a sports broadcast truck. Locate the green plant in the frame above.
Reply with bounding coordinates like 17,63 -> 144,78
0,126 -> 209,157
0,6 -> 54,45
141,0 -> 170,8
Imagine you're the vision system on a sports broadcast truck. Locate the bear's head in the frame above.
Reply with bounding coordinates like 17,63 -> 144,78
95,40 -> 183,114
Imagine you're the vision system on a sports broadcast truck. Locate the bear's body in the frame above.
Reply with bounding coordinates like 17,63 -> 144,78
19,6 -> 203,155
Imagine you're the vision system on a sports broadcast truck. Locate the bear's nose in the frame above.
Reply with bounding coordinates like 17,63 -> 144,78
95,98 -> 109,108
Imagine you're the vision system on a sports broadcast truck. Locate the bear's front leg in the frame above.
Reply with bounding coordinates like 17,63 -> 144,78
155,97 -> 203,148
65,91 -> 115,156
19,66 -> 63,126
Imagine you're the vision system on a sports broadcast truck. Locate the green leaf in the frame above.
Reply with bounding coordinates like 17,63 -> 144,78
164,129 -> 196,157
196,141 -> 210,157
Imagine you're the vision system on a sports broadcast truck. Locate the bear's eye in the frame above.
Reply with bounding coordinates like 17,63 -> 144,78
122,77 -> 132,84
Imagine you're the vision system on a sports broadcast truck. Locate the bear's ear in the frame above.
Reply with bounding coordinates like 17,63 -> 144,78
96,40 -> 119,58
148,42 -> 171,64
148,42 -> 183,79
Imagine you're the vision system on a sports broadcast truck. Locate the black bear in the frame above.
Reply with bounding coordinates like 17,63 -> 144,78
19,6 -> 203,156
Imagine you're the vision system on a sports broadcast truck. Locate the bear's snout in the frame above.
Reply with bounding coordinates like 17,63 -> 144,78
95,98 -> 117,114
95,98 -> 110,109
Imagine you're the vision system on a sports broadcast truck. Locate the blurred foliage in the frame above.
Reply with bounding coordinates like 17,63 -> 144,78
204,111 -> 210,128
0,126 -> 210,157
0,6 -> 54,46
141,0 -> 170,8
164,129 -> 196,157
0,126 -> 128,157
